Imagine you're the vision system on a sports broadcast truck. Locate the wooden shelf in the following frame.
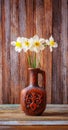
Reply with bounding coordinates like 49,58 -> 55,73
0,104 -> 68,130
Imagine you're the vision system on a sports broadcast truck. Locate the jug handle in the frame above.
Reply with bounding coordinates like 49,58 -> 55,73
38,69 -> 46,89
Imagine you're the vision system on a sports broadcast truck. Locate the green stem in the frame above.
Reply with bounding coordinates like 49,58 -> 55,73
27,51 -> 37,68
34,52 -> 36,68
37,51 -> 42,68
32,52 -> 36,68
27,55 -> 31,67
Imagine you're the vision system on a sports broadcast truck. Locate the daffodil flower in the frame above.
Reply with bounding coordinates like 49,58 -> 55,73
30,35 -> 45,53
11,35 -> 58,68
11,37 -> 23,53
45,36 -> 58,52
21,37 -> 32,52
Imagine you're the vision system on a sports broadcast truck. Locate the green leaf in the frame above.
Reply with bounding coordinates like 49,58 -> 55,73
27,55 -> 31,67
33,53 -> 36,68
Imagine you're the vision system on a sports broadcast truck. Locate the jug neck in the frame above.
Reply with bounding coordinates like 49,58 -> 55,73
28,68 -> 40,86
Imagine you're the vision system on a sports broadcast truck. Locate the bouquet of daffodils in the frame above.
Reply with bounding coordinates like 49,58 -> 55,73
11,35 -> 58,68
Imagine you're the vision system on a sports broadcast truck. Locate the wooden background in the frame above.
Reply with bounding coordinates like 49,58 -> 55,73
0,0 -> 68,104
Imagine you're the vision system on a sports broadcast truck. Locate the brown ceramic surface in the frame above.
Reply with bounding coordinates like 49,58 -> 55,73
21,68 -> 46,116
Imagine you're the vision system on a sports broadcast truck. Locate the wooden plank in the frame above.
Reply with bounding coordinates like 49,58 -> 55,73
0,0 -> 2,104
61,0 -> 68,104
0,126 -> 68,130
1,0 -> 11,103
52,0 -> 63,103
1,0 -> 6,103
26,0 -> 34,37
0,104 -> 68,130
0,104 -> 68,121
18,0 -> 27,97
33,0 -> 36,34
4,0 -> 11,103
10,0 -> 20,104
67,0 -> 68,104
43,0 -> 52,103
36,0 -> 44,37
0,121 -> 68,126
52,0 -> 68,104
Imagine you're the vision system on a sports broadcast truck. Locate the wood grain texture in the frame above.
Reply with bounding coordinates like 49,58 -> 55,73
52,0 -> 62,104
10,0 -> 20,104
0,126 -> 68,130
61,0 -> 68,104
2,0 -> 11,103
43,0 -> 52,103
18,0 -> 28,101
0,0 -> 68,104
0,104 -> 68,130
0,0 -> 2,104
0,104 -> 68,121
52,0 -> 68,104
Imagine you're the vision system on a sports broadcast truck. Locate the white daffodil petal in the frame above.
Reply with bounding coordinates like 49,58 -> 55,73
34,48 -> 39,53
45,39 -> 49,45
23,46 -> 28,50
53,43 -> 58,48
40,45 -> 45,50
21,39 -> 27,45
15,46 -> 22,52
21,37 -> 26,42
21,37 -> 26,39
18,48 -> 22,52
30,46 -> 34,51
23,48 -> 29,52
15,47 -> 18,52
11,41 -> 16,46
39,38 -> 46,43
22,40 -> 31,51
17,37 -> 22,42
33,35 -> 39,41
50,46 -> 53,52
49,36 -> 54,41
29,38 -> 33,43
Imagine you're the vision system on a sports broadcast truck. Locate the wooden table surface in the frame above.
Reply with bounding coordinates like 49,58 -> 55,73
0,104 -> 68,130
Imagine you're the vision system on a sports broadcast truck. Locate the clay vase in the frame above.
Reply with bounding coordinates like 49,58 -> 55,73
21,68 -> 46,116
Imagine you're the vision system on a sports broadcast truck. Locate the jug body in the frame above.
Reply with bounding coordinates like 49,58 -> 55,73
21,68 -> 46,116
